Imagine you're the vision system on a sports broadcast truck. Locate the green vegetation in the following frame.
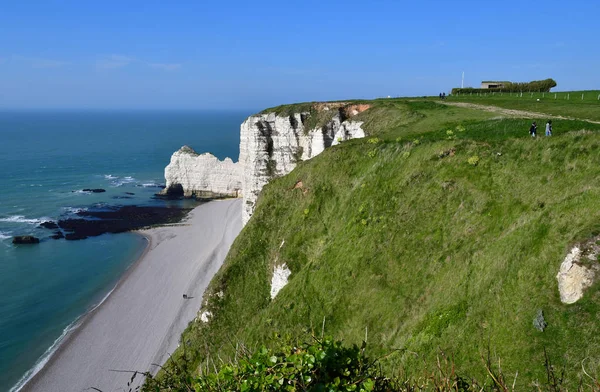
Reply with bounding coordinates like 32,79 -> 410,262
447,90 -> 600,121
153,92 -> 600,390
145,337 -> 395,391
452,78 -> 558,94
143,335 -> 583,391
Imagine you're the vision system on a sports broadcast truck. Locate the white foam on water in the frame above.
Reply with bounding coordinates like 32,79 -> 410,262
0,216 -> 51,225
111,176 -> 137,187
0,231 -> 12,240
62,207 -> 88,215
141,182 -> 162,188
103,174 -> 117,180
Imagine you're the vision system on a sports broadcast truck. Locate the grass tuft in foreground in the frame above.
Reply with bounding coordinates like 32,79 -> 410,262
142,335 -> 600,391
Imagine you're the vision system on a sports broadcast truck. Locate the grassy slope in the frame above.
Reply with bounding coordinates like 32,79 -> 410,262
170,95 -> 600,389
447,90 -> 600,121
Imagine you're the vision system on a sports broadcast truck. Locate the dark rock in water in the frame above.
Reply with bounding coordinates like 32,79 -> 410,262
152,193 -> 182,200
57,205 -> 191,241
82,188 -> 106,193
154,183 -> 183,200
13,236 -> 40,244
125,192 -> 135,195
40,221 -> 59,229
51,231 -> 64,240
65,233 -> 88,241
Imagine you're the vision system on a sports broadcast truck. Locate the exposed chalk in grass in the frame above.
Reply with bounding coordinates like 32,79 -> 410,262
270,264 -> 291,299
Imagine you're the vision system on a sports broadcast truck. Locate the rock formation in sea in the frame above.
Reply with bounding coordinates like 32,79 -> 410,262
161,146 -> 242,199
161,103 -> 368,225
12,236 -> 40,244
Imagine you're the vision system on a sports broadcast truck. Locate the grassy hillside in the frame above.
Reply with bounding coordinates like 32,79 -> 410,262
152,94 -> 600,390
447,90 -> 600,122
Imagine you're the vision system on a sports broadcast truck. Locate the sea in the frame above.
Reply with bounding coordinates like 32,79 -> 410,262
0,110 -> 249,391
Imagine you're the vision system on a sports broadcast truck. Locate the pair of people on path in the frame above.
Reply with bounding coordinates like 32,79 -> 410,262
529,120 -> 552,137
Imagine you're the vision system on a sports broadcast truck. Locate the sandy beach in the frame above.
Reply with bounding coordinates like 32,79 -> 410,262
20,199 -> 242,392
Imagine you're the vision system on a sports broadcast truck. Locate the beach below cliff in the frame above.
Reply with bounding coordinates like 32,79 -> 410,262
19,199 -> 242,392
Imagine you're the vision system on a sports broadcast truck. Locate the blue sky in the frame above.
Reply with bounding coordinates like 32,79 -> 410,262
0,0 -> 598,109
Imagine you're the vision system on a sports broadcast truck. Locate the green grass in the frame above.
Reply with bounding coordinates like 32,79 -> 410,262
260,100 -> 375,133
159,97 -> 600,390
448,90 -> 600,121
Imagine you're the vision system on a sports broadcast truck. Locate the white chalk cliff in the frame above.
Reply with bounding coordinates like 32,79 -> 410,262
161,146 -> 242,199
162,105 -> 368,225
239,111 -> 365,224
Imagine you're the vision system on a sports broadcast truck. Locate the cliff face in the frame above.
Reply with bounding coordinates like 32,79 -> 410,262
162,107 -> 367,225
239,112 -> 365,224
162,146 -> 242,198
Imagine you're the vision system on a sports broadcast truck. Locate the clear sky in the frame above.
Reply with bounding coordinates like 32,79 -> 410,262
1,0 -> 598,110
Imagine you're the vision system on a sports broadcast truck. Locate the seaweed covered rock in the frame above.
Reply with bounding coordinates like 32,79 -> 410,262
12,236 -> 40,244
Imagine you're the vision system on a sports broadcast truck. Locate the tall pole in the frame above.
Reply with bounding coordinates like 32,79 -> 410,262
461,71 -> 464,88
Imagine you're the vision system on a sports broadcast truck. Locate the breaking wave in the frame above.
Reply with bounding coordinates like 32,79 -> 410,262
0,216 -> 51,225
62,207 -> 88,215
140,182 -> 163,188
110,176 -> 137,187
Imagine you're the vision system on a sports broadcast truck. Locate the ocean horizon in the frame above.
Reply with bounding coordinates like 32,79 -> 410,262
0,109 -> 250,391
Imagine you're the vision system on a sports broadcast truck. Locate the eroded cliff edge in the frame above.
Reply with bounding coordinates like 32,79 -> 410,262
161,103 -> 369,225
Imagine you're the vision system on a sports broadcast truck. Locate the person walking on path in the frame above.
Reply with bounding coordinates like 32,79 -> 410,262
529,121 -> 537,138
545,120 -> 552,136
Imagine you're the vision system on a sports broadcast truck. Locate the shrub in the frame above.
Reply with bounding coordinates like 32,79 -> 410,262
451,78 -> 557,95
467,155 -> 480,166
147,337 -> 395,392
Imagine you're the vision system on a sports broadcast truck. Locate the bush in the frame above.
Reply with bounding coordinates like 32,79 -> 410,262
144,337 -> 395,392
467,155 -> 480,166
451,78 -> 557,95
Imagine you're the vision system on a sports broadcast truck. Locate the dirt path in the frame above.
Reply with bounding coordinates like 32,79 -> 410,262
442,101 -> 600,124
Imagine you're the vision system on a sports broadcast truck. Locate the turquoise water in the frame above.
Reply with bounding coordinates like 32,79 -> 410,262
0,110 -> 248,391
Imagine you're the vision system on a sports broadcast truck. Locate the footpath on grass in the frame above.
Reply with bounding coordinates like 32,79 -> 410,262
441,101 -> 600,124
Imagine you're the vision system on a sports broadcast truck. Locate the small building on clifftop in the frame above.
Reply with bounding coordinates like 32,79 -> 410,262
480,81 -> 510,89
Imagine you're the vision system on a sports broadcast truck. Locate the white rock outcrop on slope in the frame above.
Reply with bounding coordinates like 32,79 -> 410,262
161,146 -> 242,198
556,245 -> 599,304
239,112 -> 365,224
199,310 -> 212,323
162,106 -> 367,225
270,264 -> 292,299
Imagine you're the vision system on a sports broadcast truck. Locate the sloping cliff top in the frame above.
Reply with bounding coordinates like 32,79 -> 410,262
159,96 -> 600,390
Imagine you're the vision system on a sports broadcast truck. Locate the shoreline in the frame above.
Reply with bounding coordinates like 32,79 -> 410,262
10,235 -> 150,392
18,199 -> 242,392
